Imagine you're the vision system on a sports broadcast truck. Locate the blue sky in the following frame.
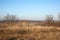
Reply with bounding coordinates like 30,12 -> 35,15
0,0 -> 60,20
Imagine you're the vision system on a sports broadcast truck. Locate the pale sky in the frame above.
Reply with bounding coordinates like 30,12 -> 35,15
0,0 -> 60,20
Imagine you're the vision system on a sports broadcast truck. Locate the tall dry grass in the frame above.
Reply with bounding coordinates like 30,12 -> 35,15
0,21 -> 60,40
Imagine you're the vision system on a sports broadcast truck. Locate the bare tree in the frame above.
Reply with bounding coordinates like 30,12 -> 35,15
58,13 -> 60,21
0,16 -> 2,21
10,15 -> 17,20
58,13 -> 60,26
45,15 -> 53,25
3,14 -> 18,20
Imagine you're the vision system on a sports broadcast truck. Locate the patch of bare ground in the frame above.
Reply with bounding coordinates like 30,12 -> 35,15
0,25 -> 60,40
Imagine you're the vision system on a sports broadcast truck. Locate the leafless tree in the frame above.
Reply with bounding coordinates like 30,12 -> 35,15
3,14 -> 18,20
45,15 -> 53,24
58,13 -> 60,25
58,13 -> 60,21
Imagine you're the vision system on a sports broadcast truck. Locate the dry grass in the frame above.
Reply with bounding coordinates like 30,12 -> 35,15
0,22 -> 60,40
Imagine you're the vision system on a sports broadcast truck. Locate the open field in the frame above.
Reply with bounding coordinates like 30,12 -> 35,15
0,0 -> 60,40
0,22 -> 60,40
0,21 -> 60,40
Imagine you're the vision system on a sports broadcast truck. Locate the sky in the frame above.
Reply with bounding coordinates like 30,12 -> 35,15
0,0 -> 60,20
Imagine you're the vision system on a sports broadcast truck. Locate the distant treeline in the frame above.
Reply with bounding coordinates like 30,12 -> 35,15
0,13 -> 60,27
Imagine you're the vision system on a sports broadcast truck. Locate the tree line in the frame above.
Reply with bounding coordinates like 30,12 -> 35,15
0,13 -> 60,22
0,14 -> 18,21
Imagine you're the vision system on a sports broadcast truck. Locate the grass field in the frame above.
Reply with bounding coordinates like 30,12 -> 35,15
0,21 -> 60,40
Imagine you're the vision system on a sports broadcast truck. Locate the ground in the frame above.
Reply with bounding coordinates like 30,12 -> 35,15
0,25 -> 60,40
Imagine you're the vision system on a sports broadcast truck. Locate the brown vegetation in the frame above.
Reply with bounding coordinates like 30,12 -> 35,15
0,14 -> 60,40
0,20 -> 60,40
